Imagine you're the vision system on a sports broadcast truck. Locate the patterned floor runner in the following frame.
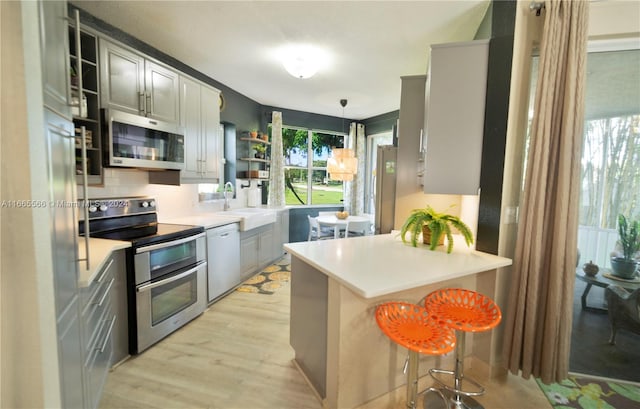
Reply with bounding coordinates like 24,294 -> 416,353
536,374 -> 640,408
236,254 -> 291,295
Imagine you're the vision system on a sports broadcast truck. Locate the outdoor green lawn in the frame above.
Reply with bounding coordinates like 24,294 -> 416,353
285,184 -> 344,205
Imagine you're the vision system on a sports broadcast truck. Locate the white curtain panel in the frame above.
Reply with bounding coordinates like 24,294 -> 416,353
343,122 -> 366,215
343,123 -> 356,214
355,123 -> 366,214
267,111 -> 285,207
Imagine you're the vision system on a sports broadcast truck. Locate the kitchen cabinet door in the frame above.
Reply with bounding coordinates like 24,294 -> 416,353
200,85 -> 221,180
100,40 -> 178,123
145,60 -> 179,123
423,40 -> 489,195
45,86 -> 84,409
178,78 -> 221,182
258,228 -> 274,267
240,233 -> 259,280
180,76 -> 201,179
100,39 -> 145,115
40,0 -> 71,118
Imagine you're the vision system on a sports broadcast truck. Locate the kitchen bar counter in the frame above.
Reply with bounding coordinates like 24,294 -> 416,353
283,234 -> 511,409
285,233 -> 511,298
77,237 -> 130,287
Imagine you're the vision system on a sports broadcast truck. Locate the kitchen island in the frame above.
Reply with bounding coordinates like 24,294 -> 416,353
284,234 -> 511,409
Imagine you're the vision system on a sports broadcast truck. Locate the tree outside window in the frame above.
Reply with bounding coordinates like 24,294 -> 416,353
279,127 -> 345,205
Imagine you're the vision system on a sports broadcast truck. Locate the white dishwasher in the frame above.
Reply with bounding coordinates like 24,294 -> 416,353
206,223 -> 241,302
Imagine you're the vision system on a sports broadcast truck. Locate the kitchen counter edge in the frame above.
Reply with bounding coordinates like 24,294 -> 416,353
78,238 -> 131,287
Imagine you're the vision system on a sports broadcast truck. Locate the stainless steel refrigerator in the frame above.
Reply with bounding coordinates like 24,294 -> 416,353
374,145 -> 397,234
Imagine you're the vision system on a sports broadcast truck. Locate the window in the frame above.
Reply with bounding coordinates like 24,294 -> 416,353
280,126 -> 345,205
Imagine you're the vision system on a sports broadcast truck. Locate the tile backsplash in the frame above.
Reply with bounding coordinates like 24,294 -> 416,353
80,168 -> 257,219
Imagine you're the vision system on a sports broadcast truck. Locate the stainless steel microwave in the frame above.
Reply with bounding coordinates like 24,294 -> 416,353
105,109 -> 185,170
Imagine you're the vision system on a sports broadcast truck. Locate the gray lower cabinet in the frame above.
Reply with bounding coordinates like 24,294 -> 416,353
109,250 -> 129,366
79,251 -> 122,409
240,231 -> 260,280
272,209 -> 289,259
240,224 -> 275,281
239,212 -> 289,281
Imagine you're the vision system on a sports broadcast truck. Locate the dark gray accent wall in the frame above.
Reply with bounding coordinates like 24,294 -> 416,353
70,3 -> 261,134
259,106 -> 353,134
476,1 -> 516,254
362,110 -> 399,136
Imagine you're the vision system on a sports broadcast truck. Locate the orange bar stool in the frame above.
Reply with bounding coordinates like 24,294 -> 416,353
423,289 -> 502,409
375,301 -> 456,409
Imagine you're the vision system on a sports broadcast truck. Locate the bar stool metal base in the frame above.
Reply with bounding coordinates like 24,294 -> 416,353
423,389 -> 484,409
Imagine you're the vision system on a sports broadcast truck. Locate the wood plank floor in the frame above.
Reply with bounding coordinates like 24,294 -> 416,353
99,270 -> 551,409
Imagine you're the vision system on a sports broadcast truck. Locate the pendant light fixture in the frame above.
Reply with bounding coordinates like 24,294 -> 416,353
327,99 -> 358,181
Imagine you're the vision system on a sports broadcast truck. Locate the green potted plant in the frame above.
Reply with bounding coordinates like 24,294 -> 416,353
400,205 -> 474,253
610,214 -> 639,278
253,144 -> 267,159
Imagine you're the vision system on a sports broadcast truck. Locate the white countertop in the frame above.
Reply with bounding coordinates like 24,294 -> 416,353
77,237 -> 131,287
284,233 -> 512,299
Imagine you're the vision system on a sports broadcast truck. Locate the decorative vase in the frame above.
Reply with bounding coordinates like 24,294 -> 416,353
422,225 -> 444,246
582,260 -> 599,277
610,257 -> 638,279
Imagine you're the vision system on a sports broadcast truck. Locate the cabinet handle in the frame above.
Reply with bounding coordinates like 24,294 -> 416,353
98,315 -> 117,354
95,278 -> 115,307
146,93 -> 152,116
80,126 -> 90,271
139,92 -> 146,114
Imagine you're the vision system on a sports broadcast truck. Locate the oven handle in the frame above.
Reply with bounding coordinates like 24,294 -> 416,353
136,262 -> 204,293
135,232 -> 205,254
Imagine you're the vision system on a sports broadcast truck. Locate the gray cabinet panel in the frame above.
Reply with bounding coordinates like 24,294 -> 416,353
240,233 -> 259,280
176,75 -> 221,182
423,40 -> 489,195
46,112 -> 78,316
40,0 -> 71,118
57,296 -> 84,409
180,76 -> 201,177
100,39 -> 145,115
201,85 -> 221,178
145,60 -> 179,123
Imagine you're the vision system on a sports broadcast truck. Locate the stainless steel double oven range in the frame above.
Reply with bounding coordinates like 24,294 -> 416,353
80,197 -> 206,354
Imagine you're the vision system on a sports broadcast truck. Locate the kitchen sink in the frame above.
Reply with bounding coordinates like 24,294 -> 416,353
223,208 -> 277,231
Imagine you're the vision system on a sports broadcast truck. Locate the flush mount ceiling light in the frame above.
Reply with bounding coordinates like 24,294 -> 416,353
281,44 -> 324,79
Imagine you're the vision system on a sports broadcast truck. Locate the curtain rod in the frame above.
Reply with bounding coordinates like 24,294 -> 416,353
530,1 -> 545,16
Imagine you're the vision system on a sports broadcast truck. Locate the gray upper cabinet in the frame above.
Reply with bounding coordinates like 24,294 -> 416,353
179,75 -> 222,182
145,60 -> 180,123
423,40 -> 489,195
100,39 -> 179,123
40,0 -> 71,119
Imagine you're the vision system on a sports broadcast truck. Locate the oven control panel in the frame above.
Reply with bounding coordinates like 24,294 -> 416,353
81,197 -> 157,219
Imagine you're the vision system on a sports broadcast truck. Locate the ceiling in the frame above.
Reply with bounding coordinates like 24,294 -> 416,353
71,1 -> 490,120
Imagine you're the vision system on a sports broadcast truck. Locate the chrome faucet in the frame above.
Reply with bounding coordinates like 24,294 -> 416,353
223,181 -> 234,211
